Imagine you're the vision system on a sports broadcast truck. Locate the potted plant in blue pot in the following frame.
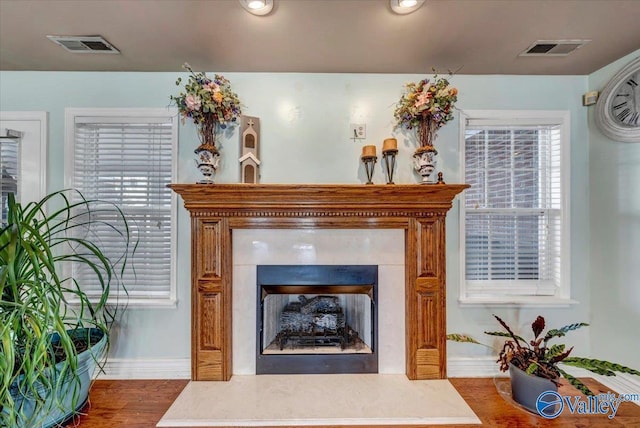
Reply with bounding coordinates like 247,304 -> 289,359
448,315 -> 640,414
0,190 -> 132,427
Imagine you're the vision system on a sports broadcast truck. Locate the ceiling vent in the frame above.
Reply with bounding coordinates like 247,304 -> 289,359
519,40 -> 590,57
46,35 -> 120,54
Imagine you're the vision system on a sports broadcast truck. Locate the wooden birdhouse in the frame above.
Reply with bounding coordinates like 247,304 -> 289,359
239,116 -> 261,183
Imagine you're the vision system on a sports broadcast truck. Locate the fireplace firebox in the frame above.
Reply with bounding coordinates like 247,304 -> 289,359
256,265 -> 378,374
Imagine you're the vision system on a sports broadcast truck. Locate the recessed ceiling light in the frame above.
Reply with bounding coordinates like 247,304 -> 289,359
390,0 -> 425,14
239,0 -> 273,16
247,0 -> 266,9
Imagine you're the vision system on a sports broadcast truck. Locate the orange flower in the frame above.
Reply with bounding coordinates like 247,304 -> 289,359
213,92 -> 223,103
449,87 -> 458,96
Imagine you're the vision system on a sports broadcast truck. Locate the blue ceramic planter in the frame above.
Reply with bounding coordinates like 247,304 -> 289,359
509,363 -> 558,414
7,328 -> 107,428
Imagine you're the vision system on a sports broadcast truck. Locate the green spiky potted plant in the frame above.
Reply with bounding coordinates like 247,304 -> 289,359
448,315 -> 640,413
0,190 -> 132,427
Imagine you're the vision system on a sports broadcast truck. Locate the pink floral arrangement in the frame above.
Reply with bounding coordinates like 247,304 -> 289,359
170,63 -> 242,147
394,74 -> 458,147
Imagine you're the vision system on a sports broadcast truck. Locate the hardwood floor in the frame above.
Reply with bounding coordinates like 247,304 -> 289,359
68,377 -> 640,427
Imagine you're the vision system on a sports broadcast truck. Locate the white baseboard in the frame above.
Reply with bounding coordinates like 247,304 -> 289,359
98,357 -> 506,380
101,357 -> 499,379
529,365 -> 640,403
97,358 -> 191,380
447,356 -> 505,378
590,374 -> 640,406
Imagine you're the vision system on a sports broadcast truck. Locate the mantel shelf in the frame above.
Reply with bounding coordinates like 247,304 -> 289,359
169,183 -> 469,218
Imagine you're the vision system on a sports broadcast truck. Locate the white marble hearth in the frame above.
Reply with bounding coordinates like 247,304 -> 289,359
156,374 -> 480,427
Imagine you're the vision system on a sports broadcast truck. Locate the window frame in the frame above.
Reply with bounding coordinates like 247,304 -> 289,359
458,110 -> 574,307
64,107 -> 178,307
0,111 -> 48,204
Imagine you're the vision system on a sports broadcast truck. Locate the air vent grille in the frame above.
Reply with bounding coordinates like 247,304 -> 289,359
46,35 -> 120,54
520,40 -> 590,57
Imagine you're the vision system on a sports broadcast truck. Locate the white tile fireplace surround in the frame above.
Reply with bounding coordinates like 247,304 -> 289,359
232,229 -> 406,375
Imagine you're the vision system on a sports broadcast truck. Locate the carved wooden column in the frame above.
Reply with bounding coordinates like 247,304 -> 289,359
191,217 -> 232,380
171,184 -> 467,381
406,216 -> 447,379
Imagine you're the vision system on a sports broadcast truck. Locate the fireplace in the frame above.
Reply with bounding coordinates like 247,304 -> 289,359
170,183 -> 467,381
256,265 -> 378,374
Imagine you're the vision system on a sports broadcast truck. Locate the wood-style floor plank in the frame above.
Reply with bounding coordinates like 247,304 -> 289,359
68,379 -> 189,428
68,378 -> 640,427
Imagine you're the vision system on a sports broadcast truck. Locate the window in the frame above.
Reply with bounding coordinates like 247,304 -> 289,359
65,108 -> 178,306
0,112 -> 48,219
0,134 -> 19,222
459,110 -> 571,305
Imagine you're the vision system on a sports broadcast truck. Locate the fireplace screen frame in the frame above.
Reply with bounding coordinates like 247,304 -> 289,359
256,265 -> 378,374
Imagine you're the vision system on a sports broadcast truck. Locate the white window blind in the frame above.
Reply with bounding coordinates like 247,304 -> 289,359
67,110 -> 177,304
0,136 -> 19,223
0,112 -> 48,205
461,112 -> 569,301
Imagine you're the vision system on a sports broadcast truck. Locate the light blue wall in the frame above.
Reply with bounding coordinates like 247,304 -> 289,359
0,71 -> 593,365
588,49 -> 640,369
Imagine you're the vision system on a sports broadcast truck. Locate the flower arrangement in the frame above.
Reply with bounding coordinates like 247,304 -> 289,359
394,73 -> 458,149
170,63 -> 242,149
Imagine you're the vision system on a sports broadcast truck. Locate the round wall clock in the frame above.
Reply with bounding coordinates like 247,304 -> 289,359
594,56 -> 640,143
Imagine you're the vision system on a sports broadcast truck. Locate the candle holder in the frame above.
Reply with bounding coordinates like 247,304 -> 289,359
382,149 -> 398,184
361,155 -> 377,185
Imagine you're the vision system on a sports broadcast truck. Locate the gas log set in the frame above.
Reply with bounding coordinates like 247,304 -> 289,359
276,295 -> 359,350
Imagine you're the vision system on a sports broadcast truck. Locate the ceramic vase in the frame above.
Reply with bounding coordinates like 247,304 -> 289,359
194,143 -> 220,184
412,145 -> 438,184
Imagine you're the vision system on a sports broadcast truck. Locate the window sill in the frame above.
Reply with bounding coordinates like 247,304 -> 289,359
458,295 -> 579,308
115,298 -> 178,309
68,297 -> 178,309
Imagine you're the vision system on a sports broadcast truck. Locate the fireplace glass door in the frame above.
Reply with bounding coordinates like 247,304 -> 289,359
256,265 -> 378,374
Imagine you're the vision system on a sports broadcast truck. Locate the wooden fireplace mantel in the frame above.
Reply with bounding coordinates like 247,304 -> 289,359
170,183 -> 468,381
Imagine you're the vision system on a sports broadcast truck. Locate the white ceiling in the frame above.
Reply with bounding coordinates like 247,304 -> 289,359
1,0 -> 639,75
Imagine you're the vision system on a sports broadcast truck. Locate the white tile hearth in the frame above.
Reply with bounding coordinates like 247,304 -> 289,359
156,374 -> 480,427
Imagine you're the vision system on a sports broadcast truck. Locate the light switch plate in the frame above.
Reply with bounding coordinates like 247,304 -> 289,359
350,123 -> 366,139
